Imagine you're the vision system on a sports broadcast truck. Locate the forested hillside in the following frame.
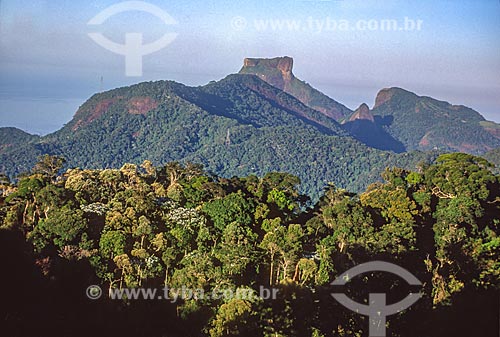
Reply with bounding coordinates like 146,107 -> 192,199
370,88 -> 500,153
2,59 -> 499,201
484,147 -> 500,171
0,76 -> 437,201
1,153 -> 498,337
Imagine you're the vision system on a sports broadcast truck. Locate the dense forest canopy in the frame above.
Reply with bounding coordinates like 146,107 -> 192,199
0,153 -> 498,337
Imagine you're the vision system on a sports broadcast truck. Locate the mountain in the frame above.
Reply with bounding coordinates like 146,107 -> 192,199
239,57 -> 352,120
484,147 -> 500,172
347,103 -> 374,123
0,74 -> 435,200
481,120 -> 500,139
238,57 -> 500,154
371,87 -> 500,153
342,103 -> 405,152
0,127 -> 38,148
2,57 -> 499,198
0,128 -> 41,175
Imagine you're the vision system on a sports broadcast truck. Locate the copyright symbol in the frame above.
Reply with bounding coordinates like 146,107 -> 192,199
231,16 -> 247,31
86,285 -> 102,300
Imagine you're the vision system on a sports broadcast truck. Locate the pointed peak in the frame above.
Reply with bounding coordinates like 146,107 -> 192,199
358,103 -> 370,112
349,103 -> 374,122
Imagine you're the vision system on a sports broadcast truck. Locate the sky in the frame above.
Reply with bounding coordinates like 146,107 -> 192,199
1,0 -> 499,135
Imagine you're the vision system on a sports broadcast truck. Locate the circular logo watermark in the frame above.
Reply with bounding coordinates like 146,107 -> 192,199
86,285 -> 103,300
87,1 -> 178,77
331,261 -> 422,337
231,16 -> 248,31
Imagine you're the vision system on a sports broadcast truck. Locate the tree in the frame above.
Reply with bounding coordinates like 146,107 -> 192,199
202,192 -> 254,232
32,155 -> 66,181
209,289 -> 260,337
29,207 -> 87,253
361,182 -> 418,254
423,153 -> 500,304
260,222 -> 304,284
99,230 -> 126,259
215,221 -> 258,277
317,186 -> 376,256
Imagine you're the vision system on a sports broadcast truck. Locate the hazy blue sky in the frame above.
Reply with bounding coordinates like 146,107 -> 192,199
1,0 -> 499,135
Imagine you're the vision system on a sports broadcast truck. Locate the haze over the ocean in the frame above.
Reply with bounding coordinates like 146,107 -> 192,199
1,0 -> 499,135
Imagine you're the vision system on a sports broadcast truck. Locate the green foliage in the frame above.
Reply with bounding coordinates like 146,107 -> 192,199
99,230 -> 126,259
29,207 -> 87,252
209,293 -> 260,337
371,88 -> 500,153
267,189 -> 294,211
0,127 -> 39,146
1,154 -> 499,336
203,192 -> 254,231
32,154 -> 66,181
483,147 -> 500,173
0,76 -> 441,202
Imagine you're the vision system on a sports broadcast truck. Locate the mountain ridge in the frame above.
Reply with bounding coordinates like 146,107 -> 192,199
1,57 -> 499,199
0,76 -> 432,199
239,56 -> 352,120
371,87 -> 500,153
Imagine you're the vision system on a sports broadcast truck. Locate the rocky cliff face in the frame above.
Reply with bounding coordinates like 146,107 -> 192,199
71,95 -> 159,131
243,56 -> 294,81
481,121 -> 500,139
239,57 -> 351,121
342,103 -> 405,153
348,103 -> 375,123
